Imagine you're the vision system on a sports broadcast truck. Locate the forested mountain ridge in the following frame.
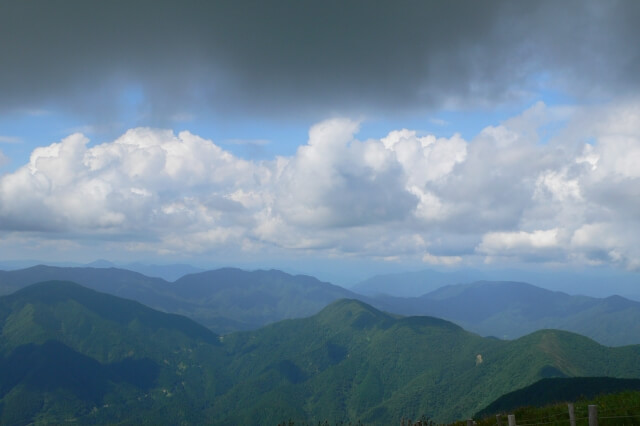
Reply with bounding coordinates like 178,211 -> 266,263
2,281 -> 640,423
0,280 -> 229,424
0,266 -> 360,334
3,267 -> 640,346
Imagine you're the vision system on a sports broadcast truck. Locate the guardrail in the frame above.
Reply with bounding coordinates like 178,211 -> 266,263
461,403 -> 640,426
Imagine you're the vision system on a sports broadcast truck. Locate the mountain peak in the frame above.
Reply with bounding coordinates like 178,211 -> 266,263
315,298 -> 394,330
425,280 -> 554,300
3,280 -> 219,345
85,259 -> 117,268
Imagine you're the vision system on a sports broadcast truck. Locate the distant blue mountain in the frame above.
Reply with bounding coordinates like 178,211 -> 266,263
120,262 -> 205,281
353,267 -> 640,299
351,268 -> 485,297
371,280 -> 640,346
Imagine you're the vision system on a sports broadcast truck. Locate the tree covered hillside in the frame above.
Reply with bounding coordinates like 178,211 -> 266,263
1,281 -> 640,424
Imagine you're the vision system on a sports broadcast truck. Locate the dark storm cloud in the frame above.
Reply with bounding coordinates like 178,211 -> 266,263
1,0 -> 639,121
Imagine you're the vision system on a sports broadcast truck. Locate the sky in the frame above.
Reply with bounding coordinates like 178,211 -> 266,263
1,1 -> 640,288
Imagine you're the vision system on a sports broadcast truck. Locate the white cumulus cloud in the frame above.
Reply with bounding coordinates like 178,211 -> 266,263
477,229 -> 562,257
2,101 -> 640,271
422,252 -> 462,266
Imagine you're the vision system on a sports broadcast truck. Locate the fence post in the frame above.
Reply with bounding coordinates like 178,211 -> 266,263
588,405 -> 598,426
568,403 -> 576,426
496,415 -> 502,426
508,414 -> 516,426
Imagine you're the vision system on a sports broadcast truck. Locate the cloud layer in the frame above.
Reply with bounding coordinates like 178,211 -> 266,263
2,102 -> 640,270
2,1 -> 640,121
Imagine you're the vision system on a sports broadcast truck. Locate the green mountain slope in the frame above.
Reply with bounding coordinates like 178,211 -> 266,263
372,281 -> 640,346
463,389 -> 640,426
0,340 -> 159,425
0,281 -> 230,425
2,281 -> 640,424
217,300 -> 640,424
476,377 -> 640,418
0,265 -> 178,312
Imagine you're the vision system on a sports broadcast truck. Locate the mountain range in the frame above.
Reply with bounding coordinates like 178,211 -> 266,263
85,260 -> 205,281
2,266 -> 640,345
0,260 -> 204,282
2,281 -> 640,424
371,281 -> 640,346
351,269 -> 486,297
0,265 -> 359,334
352,268 -> 640,300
